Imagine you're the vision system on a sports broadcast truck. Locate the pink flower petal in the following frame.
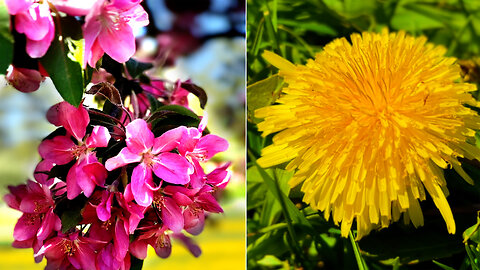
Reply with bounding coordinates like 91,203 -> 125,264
111,0 -> 142,11
86,126 -> 111,148
37,209 -> 59,241
105,147 -> 142,171
206,162 -> 232,188
184,207 -> 205,235
88,38 -> 105,68
172,192 -> 193,206
6,66 -> 45,93
66,162 -> 83,199
14,3 -> 50,41
34,160 -> 54,185
198,113 -> 208,133
123,3 -> 149,29
189,159 -> 206,189
74,242 -> 97,270
82,9 -> 102,68
197,193 -> 223,213
152,153 -> 193,185
178,128 -> 201,155
196,134 -> 229,160
161,197 -> 184,233
131,163 -> 153,206
114,220 -> 129,262
98,21 -> 135,63
38,136 -> 75,165
36,237 -> 64,260
97,191 -> 113,221
81,154 -> 108,187
125,119 -> 154,154
153,232 -> 171,258
5,0 -> 33,15
152,126 -> 185,154
50,0 -> 96,16
58,102 -> 90,142
129,240 -> 148,260
46,103 -> 62,126
14,213 -> 40,241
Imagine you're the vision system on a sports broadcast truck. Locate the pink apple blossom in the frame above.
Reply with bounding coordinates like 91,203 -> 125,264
6,66 -> 45,92
50,0 -> 96,16
82,0 -> 149,67
178,114 -> 229,188
38,102 -> 111,199
129,224 -> 172,259
4,180 -> 61,255
35,232 -> 98,270
105,119 -> 193,206
5,0 -> 54,58
165,184 -> 223,235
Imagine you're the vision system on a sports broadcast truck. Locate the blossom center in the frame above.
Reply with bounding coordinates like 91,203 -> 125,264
142,151 -> 156,168
188,149 -> 207,162
72,144 -> 88,158
156,234 -> 170,248
62,240 -> 77,256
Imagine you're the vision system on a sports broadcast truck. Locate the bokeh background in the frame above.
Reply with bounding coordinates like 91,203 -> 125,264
0,0 -> 245,269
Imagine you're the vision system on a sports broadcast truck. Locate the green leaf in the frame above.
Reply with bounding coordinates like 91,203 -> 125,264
0,1 -> 13,74
250,156 -> 312,229
391,6 -> 444,32
40,16 -> 84,106
147,105 -> 201,136
247,74 -> 283,123
55,196 -> 87,233
463,211 -> 480,244
247,230 -> 288,260
277,19 -> 337,36
125,58 -> 153,79
433,260 -> 457,270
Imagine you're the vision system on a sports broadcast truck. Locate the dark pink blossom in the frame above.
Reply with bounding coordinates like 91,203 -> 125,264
5,0 -> 54,58
92,187 -> 146,234
105,119 -> 193,206
6,66 -> 45,93
179,113 -> 229,163
178,114 -> 229,188
38,102 -> 111,199
152,192 -> 184,233
82,0 -> 149,67
164,185 -> 223,235
4,180 -> 61,254
137,79 -> 190,116
129,224 -> 172,259
35,232 -> 98,270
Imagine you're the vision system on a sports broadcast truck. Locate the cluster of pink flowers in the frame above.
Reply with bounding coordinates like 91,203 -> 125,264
5,100 -> 231,269
5,0 -> 148,67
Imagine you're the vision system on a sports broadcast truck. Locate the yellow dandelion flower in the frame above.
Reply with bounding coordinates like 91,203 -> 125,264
255,29 -> 480,239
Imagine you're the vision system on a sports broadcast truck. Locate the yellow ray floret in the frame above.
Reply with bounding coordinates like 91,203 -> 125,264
256,29 -> 480,239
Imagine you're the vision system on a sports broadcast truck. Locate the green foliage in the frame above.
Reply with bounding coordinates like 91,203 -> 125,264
125,58 -> 153,79
247,0 -> 480,269
40,16 -> 84,107
0,1 -> 13,74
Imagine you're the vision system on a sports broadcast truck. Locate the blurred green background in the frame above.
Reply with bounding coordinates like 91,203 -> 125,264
247,0 -> 480,269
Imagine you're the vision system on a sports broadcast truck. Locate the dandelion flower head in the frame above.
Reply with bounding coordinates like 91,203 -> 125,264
256,29 -> 480,239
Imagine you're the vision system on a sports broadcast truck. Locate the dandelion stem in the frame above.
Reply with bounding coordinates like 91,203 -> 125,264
465,243 -> 480,270
349,231 -> 368,270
